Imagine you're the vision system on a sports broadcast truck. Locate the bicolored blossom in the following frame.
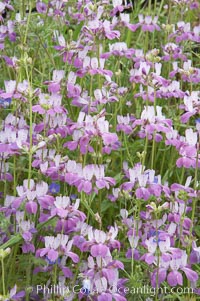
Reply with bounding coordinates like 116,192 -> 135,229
64,111 -> 120,154
77,56 -> 113,78
36,234 -> 79,263
81,226 -> 120,257
44,70 -> 65,93
32,93 -> 67,116
180,91 -> 200,123
0,0 -> 200,298
132,14 -> 160,32
64,161 -> 116,194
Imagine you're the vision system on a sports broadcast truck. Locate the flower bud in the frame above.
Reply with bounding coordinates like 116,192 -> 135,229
0,248 -> 11,259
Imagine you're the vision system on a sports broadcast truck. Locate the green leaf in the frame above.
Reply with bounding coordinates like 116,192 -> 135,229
0,216 -> 56,250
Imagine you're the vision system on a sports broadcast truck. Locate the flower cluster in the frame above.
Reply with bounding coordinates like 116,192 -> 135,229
0,0 -> 199,300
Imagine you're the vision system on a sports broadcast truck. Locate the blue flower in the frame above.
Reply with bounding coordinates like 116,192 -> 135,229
70,194 -> 77,200
153,237 -> 165,244
82,279 -> 90,295
0,98 -> 12,108
149,230 -> 161,237
153,176 -> 158,184
49,183 -> 60,194
195,118 -> 200,124
46,256 -> 61,265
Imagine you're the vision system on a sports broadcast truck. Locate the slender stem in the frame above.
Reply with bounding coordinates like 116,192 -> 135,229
131,227 -> 135,277
24,5 -> 33,299
157,0 -> 165,18
23,1 -> 32,45
88,75 -> 93,114
160,147 -> 166,176
167,0 -> 172,24
154,0 -> 157,14
21,0 -> 25,19
148,0 -> 151,14
151,80 -> 157,170
28,149 -> 33,188
25,66 -> 33,190
151,131 -> 156,170
178,202 -> 187,248
194,141 -> 199,191
96,38 -> 101,89
52,264 -> 58,301
3,159 -> 7,200
187,141 -> 199,255
155,216 -> 160,301
7,244 -> 19,291
13,156 -> 17,198
145,31 -> 149,54
1,258 -> 5,296
142,134 -> 148,171
124,133 -> 134,167
180,166 -> 185,185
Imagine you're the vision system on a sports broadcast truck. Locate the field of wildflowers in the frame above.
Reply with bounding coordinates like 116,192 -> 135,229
0,0 -> 200,300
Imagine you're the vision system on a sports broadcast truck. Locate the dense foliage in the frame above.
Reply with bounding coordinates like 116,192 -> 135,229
0,0 -> 200,300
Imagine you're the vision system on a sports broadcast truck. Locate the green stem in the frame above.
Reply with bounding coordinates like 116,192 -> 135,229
52,264 -> 58,301
96,38 -> 101,89
155,216 -> 160,301
142,134 -> 149,171
1,258 -> 5,296
151,82 -> 157,170
3,160 -> 7,200
180,166 -> 185,185
124,133 -> 134,167
7,244 -> 19,291
26,263 -> 31,301
157,0 -> 165,18
28,151 -> 33,188
23,1 -> 32,45
148,0 -> 151,14
88,75 -> 93,114
25,64 -> 33,189
167,0 -> 172,24
160,147 -> 166,176
13,156 -> 17,197
154,0 -> 157,14
194,140 -> 199,191
145,31 -> 149,54
187,143 -> 199,255
178,202 -> 187,248
151,132 -> 156,170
